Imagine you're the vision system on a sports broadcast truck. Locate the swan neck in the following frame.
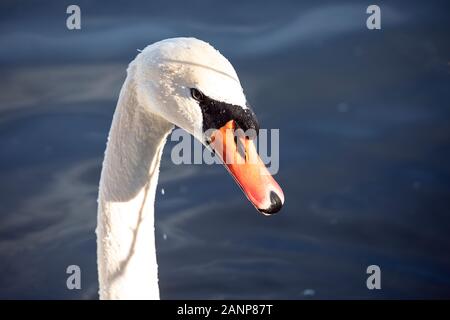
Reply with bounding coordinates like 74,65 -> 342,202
97,65 -> 173,299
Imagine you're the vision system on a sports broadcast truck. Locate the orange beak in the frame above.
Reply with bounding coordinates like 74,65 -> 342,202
208,120 -> 284,215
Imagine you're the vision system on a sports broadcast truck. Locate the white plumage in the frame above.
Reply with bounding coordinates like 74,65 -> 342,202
96,38 -> 247,299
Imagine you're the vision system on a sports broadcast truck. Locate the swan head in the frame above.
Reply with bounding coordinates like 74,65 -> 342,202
133,37 -> 284,215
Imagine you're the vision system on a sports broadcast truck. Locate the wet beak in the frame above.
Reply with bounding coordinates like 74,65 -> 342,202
208,120 -> 284,215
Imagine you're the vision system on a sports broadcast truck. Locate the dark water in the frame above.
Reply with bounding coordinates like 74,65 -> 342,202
0,0 -> 449,299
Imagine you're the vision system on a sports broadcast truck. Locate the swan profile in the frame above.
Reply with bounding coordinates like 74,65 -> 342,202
97,37 -> 285,299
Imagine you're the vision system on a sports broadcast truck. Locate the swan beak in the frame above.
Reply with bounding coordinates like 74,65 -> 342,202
208,120 -> 284,215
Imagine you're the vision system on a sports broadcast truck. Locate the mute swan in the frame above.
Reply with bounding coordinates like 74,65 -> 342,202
97,38 -> 284,299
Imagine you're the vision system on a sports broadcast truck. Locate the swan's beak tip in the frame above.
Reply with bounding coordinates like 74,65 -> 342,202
209,120 -> 285,217
258,191 -> 284,216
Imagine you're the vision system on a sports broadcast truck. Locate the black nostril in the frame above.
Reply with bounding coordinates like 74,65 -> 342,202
259,191 -> 283,215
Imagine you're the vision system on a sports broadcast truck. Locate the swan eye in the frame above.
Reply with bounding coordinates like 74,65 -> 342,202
190,88 -> 204,102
